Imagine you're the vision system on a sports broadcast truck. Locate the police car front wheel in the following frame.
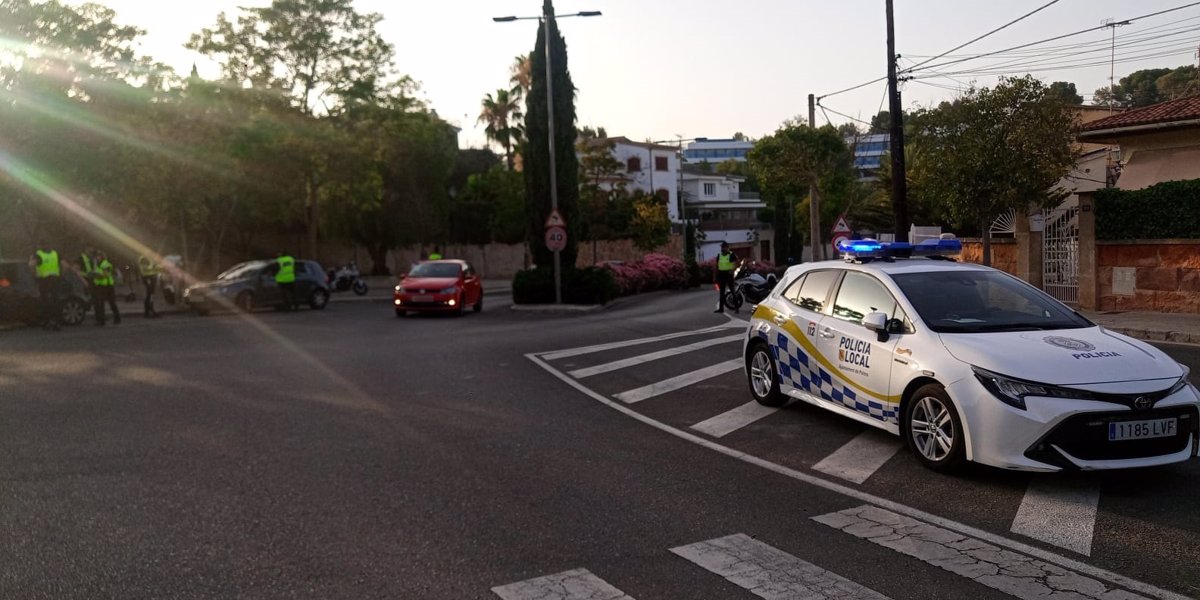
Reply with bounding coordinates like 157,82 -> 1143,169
904,384 -> 966,472
747,344 -> 785,407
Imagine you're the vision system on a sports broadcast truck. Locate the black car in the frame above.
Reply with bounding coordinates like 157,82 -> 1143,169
183,259 -> 330,315
0,260 -> 92,326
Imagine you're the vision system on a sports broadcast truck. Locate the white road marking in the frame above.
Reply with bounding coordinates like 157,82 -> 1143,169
672,533 -> 891,599
567,334 -> 743,379
1010,477 -> 1102,556
812,430 -> 904,484
613,359 -> 743,404
526,348 -> 1188,600
689,400 -> 789,438
491,568 -> 633,600
814,505 -> 1146,600
539,321 -> 743,361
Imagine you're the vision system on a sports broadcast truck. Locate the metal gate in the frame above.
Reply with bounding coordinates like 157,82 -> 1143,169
1042,206 -> 1079,306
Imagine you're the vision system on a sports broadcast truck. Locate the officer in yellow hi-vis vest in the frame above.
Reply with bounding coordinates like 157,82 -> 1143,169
714,242 -> 736,314
275,251 -> 297,312
29,239 -> 62,330
92,250 -> 120,326
138,254 -> 161,318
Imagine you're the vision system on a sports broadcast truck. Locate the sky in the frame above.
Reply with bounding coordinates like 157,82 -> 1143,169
91,0 -> 1200,149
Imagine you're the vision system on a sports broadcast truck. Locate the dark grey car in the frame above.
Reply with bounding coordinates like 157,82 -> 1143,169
184,259 -> 330,315
0,260 -> 92,326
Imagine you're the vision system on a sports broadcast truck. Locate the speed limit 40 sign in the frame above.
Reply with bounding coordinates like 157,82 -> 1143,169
545,226 -> 567,252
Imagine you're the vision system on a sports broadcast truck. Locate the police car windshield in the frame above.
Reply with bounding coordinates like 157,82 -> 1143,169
409,263 -> 461,278
890,271 -> 1091,334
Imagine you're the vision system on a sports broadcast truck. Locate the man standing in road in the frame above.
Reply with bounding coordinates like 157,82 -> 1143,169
30,239 -> 62,331
92,250 -> 120,326
714,242 -> 735,314
138,254 -> 160,318
276,251 -> 297,312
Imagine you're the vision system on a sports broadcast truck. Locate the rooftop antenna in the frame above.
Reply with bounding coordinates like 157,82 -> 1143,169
1102,18 -> 1131,113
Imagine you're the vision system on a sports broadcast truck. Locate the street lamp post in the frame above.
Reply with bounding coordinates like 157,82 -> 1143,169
494,5 -> 600,305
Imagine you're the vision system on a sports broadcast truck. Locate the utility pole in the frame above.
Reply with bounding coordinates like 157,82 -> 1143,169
886,0 -> 909,243
808,93 -> 821,261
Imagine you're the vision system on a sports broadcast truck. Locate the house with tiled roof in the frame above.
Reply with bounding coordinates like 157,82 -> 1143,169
1077,95 -> 1200,190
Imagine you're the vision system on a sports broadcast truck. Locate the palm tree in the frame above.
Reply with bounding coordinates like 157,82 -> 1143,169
478,88 -> 523,170
509,54 -> 532,99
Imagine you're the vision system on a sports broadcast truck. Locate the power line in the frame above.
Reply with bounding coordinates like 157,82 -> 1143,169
816,102 -> 875,127
915,43 -> 1199,77
925,35 -> 1200,77
903,0 -> 1062,73
817,75 -> 888,101
905,1 -> 1200,74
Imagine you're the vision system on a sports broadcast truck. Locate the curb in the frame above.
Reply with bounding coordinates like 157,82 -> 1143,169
1103,326 -> 1200,345
509,303 -> 606,313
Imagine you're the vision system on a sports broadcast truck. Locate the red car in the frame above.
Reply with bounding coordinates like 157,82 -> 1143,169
394,259 -> 483,317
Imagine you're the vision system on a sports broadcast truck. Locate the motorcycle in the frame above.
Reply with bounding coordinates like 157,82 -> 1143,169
723,262 -> 779,312
159,255 -> 184,305
327,261 -> 369,296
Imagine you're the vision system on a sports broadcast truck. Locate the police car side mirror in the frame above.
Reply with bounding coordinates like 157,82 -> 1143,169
863,312 -> 889,343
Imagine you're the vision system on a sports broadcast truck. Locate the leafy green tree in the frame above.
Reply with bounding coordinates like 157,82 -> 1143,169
1047,81 -> 1083,105
630,191 -> 671,252
748,124 -> 851,261
188,0 -> 398,259
915,76 -> 1078,265
523,1 -> 580,269
1155,66 -> 1200,101
1093,68 -> 1173,108
479,88 -> 523,170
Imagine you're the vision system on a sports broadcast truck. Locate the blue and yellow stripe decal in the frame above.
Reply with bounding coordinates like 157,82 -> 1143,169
752,304 -> 901,404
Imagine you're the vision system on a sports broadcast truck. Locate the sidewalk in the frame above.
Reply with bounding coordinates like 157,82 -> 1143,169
1083,310 -> 1200,345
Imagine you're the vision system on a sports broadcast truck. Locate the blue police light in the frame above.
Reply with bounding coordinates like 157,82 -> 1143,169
838,239 -> 883,254
913,238 -> 963,255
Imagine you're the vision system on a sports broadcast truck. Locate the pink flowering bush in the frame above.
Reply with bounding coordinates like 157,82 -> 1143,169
602,253 -> 689,296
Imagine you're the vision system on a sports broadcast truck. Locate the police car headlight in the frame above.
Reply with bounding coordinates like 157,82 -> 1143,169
972,367 -> 1099,410
1169,364 -> 1193,396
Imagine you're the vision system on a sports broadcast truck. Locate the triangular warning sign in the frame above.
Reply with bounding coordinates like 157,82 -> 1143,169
545,209 -> 566,229
831,215 -> 852,234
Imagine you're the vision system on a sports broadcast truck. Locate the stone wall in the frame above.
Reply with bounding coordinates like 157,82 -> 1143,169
573,235 -> 685,268
958,238 -> 1018,276
1096,240 -> 1200,312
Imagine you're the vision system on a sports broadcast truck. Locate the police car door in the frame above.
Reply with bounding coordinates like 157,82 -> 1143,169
773,269 -> 841,401
814,271 -> 903,429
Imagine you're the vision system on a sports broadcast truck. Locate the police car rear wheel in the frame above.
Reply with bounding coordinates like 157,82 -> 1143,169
904,385 -> 965,471
747,344 -> 785,407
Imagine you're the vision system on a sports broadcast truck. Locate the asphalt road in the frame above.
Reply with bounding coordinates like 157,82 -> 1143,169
1,289 -> 1198,599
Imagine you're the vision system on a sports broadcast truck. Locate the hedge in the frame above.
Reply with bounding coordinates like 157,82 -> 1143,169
1095,179 -> 1200,240
512,266 -> 618,305
604,253 -> 690,295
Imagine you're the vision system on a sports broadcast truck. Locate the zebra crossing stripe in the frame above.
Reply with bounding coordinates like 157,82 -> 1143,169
690,399 -> 789,438
812,430 -> 903,484
1010,477 -> 1102,556
539,322 -> 740,361
567,334 -> 743,379
671,533 -> 892,599
814,505 -> 1150,600
491,568 -> 634,600
614,359 -> 743,404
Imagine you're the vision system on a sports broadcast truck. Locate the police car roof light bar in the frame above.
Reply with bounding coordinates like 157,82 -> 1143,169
838,238 -> 960,263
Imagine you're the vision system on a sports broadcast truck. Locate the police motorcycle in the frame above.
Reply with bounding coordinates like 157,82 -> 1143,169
723,260 -> 779,312
327,261 -> 368,296
159,255 -> 184,305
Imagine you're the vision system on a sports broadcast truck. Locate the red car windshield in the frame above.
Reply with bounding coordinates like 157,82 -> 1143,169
408,263 -> 460,278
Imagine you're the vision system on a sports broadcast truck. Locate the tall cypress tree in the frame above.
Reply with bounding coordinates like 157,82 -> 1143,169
523,0 -> 579,269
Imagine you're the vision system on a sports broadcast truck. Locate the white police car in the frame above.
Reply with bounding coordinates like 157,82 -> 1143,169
744,238 -> 1199,472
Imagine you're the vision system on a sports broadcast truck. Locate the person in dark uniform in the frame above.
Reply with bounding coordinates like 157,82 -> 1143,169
138,254 -> 160,318
714,242 -> 736,314
275,251 -> 297,312
30,239 -> 62,331
92,250 -> 120,325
